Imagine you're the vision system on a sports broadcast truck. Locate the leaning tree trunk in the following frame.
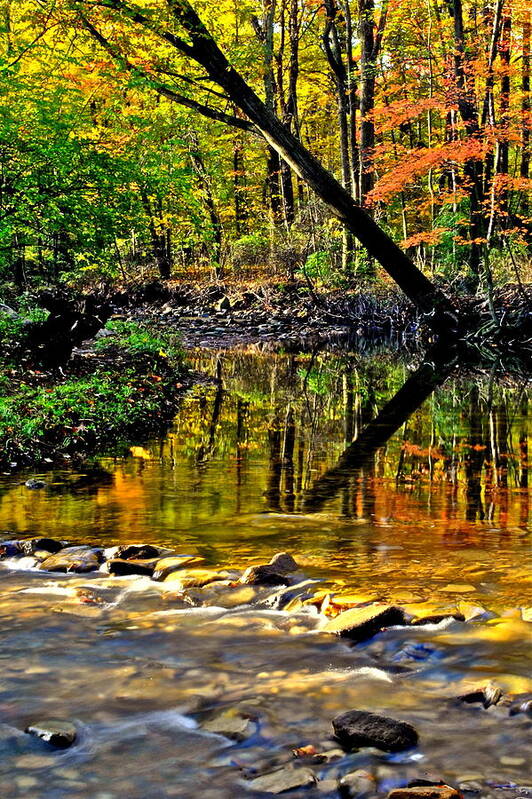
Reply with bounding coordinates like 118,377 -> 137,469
78,0 -> 460,334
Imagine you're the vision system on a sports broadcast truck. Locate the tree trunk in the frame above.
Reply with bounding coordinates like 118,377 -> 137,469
497,11 -> 511,220
520,11 -> 531,218
323,0 -> 354,269
449,0 -> 484,278
358,0 -> 376,205
187,132 -> 223,277
81,0 -> 461,333
140,188 -> 172,279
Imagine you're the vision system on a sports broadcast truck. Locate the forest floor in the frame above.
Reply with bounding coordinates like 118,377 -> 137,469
128,277 -> 531,361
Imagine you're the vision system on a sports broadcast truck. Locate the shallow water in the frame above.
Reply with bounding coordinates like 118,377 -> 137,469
0,350 -> 530,798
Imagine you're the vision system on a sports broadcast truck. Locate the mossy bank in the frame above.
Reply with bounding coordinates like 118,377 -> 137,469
0,315 -> 186,471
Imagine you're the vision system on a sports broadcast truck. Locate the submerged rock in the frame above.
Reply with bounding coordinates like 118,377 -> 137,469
323,605 -> 407,642
152,555 -> 206,581
201,710 -> 254,741
24,479 -> 47,490
259,579 -> 319,611
240,552 -> 298,586
0,540 -> 23,558
506,693 -> 532,717
245,765 -> 316,794
410,613 -> 465,626
338,768 -> 376,798
39,546 -> 102,573
25,719 -> 77,749
332,710 -> 418,753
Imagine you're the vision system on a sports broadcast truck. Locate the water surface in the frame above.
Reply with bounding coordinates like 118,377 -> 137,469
0,350 -> 530,798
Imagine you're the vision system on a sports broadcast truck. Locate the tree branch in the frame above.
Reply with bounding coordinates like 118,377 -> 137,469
77,14 -> 256,133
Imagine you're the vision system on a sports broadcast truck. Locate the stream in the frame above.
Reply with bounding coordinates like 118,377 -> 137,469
0,349 -> 530,798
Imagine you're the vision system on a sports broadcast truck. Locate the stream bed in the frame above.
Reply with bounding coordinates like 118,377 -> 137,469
0,349 -> 530,798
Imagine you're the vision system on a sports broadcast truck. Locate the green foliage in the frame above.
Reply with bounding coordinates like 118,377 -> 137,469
0,316 -> 184,467
96,320 -> 183,362
231,233 -> 270,268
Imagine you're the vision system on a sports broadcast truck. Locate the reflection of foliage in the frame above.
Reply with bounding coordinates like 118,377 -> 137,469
298,366 -> 334,396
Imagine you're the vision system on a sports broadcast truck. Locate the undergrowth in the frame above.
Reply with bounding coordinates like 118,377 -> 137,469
0,319 -> 185,470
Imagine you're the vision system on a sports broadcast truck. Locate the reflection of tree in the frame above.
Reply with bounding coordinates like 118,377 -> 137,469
465,384 -> 485,521
303,349 -> 457,511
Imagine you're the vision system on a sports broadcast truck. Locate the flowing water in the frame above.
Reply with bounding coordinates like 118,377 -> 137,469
0,350 -> 530,798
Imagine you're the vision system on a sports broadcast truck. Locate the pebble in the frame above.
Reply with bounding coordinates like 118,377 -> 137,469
246,765 -> 316,794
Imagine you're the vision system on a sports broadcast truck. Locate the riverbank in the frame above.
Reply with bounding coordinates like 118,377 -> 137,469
126,278 -> 531,358
1,279 -> 530,474
0,320 -> 187,471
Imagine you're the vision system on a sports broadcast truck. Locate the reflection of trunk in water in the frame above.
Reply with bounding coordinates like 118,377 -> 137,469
235,398 -> 249,515
519,393 -> 529,530
303,350 -> 456,511
465,384 -> 485,521
282,407 -> 296,512
265,412 -> 283,511
196,359 -> 224,467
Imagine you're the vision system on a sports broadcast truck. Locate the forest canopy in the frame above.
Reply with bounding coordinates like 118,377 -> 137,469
0,0 -> 530,296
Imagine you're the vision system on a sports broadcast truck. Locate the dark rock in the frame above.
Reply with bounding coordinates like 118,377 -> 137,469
457,684 -> 503,709
24,479 -> 47,490
323,605 -> 407,642
114,543 -> 164,560
20,538 -> 63,556
25,720 -> 77,749
106,558 -> 155,577
240,552 -> 297,586
215,296 -> 231,312
332,710 -> 418,753
410,613 -> 465,626
39,546 -> 102,573
241,569 -> 291,586
387,787 -> 462,799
